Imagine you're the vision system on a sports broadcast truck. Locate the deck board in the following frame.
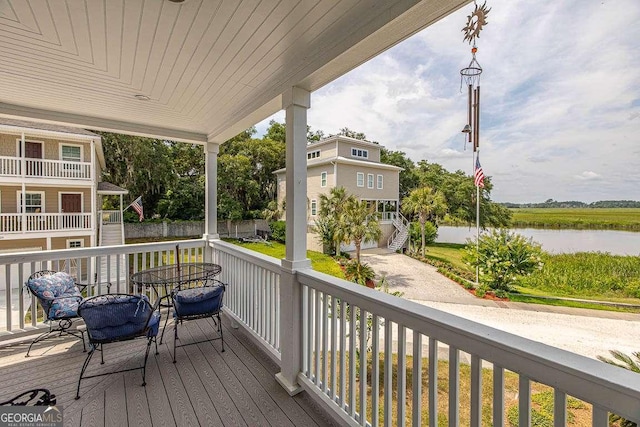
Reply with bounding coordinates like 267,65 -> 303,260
0,316 -> 340,427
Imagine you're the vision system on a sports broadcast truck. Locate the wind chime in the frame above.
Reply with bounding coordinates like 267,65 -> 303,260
460,1 -> 490,284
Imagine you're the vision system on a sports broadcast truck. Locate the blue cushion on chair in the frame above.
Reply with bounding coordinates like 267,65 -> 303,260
80,295 -> 159,342
173,285 -> 224,317
27,272 -> 82,320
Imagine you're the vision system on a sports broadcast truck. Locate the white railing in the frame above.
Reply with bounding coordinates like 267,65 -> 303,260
296,269 -> 640,426
0,156 -> 91,180
0,213 -> 92,233
0,239 -> 638,425
99,210 -> 122,224
210,240 -> 281,361
0,239 -> 205,334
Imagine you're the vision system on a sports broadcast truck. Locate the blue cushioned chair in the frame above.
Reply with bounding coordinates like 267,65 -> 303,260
75,294 -> 161,399
24,270 -> 87,357
171,278 -> 226,363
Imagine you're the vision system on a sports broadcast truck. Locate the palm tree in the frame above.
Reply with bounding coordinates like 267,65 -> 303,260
402,186 -> 447,257
339,198 -> 381,265
318,187 -> 353,255
597,350 -> 639,427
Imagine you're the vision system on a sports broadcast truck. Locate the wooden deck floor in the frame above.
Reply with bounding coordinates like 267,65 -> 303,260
0,317 -> 339,427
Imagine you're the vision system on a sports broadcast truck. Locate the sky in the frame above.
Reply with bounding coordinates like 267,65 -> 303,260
255,0 -> 640,204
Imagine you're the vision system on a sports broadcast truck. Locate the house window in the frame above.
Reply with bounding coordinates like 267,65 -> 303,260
67,239 -> 84,249
17,192 -> 44,213
321,171 -> 327,187
307,150 -> 321,160
311,199 -> 317,216
356,172 -> 364,187
61,145 -> 82,162
367,173 -> 374,188
351,148 -> 368,159
377,174 -> 383,189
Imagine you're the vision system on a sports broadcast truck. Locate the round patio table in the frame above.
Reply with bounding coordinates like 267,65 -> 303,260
130,262 -> 222,343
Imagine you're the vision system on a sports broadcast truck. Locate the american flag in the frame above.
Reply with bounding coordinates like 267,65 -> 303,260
130,196 -> 144,221
474,155 -> 485,188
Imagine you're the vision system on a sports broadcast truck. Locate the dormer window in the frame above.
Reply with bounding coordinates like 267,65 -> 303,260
351,147 -> 368,159
307,150 -> 321,160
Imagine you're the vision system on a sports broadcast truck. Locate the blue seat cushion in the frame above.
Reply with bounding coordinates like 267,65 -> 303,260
80,295 -> 160,342
27,272 -> 82,320
173,285 -> 224,318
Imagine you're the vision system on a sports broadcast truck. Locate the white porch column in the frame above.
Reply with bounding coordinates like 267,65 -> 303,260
204,142 -> 220,240
90,139 -> 96,247
276,86 -> 311,395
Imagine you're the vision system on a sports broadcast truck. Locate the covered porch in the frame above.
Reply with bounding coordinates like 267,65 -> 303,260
0,1 -> 639,425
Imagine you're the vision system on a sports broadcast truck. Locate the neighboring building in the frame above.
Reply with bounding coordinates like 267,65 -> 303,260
274,135 -> 408,252
0,118 -> 127,254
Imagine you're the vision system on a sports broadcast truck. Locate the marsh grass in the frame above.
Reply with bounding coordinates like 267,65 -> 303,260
509,208 -> 640,230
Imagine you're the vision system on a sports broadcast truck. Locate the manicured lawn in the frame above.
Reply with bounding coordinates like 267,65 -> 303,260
227,240 -> 346,279
509,208 -> 640,230
421,242 -> 468,271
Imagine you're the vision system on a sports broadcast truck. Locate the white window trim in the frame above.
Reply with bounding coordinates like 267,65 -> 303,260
377,174 -> 383,189
351,147 -> 369,159
367,173 -> 374,189
310,199 -> 317,216
59,192 -> 84,213
307,149 -> 320,160
15,138 -> 44,157
16,190 -> 45,213
321,171 -> 327,187
66,239 -> 84,249
356,172 -> 364,187
59,143 -> 84,162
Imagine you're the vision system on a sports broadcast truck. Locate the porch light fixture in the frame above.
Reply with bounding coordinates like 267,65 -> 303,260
134,94 -> 151,101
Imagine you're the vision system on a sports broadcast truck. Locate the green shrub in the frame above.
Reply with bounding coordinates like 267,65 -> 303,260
269,220 -> 286,243
344,260 -> 376,285
463,229 -> 544,291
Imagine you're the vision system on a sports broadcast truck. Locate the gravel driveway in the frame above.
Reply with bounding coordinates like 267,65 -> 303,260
360,248 -> 640,360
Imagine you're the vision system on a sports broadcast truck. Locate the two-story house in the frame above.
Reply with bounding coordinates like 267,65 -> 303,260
0,118 -> 127,254
275,135 -> 408,252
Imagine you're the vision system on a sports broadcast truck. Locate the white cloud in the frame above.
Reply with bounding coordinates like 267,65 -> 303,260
575,171 -> 601,180
257,0 -> 640,203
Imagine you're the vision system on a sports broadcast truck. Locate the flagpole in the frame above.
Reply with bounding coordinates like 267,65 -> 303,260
475,150 -> 480,285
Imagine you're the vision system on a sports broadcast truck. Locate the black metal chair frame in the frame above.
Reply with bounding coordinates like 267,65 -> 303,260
170,279 -> 227,363
24,270 -> 88,357
75,294 -> 162,400
0,388 -> 56,406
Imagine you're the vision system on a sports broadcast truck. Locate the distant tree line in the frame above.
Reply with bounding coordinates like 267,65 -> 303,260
99,123 -> 510,227
502,199 -> 640,209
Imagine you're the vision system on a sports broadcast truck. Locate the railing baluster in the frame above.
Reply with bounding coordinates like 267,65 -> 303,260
592,405 -> 608,427
315,289 -> 321,387
322,292 -> 329,394
471,354 -> 482,427
493,365 -> 505,427
331,294 -> 338,401
397,325 -> 406,426
449,346 -> 459,426
428,337 -> 438,427
518,375 -> 531,427
384,319 -> 392,427
349,304 -> 356,416
371,314 -> 380,427
340,299 -> 347,409
359,308 -> 367,426
412,331 -> 422,427
554,389 -> 567,427
302,285 -> 309,376
5,267 -> 12,331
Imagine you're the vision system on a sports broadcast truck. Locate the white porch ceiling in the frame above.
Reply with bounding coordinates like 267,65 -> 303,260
0,0 -> 468,144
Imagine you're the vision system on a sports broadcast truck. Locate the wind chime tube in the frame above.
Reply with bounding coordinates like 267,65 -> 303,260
476,85 -> 481,150
467,84 -> 473,144
476,149 -> 480,285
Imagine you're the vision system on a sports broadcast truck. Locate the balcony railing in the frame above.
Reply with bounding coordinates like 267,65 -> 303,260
0,239 -> 638,425
99,210 -> 122,225
0,213 -> 92,233
0,155 -> 92,180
